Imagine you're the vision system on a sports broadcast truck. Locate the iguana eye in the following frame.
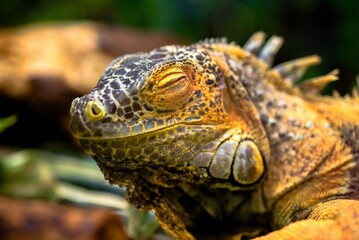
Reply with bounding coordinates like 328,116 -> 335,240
156,71 -> 190,98
157,71 -> 188,88
141,66 -> 194,111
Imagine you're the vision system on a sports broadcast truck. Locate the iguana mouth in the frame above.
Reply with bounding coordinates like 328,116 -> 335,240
71,118 -> 222,140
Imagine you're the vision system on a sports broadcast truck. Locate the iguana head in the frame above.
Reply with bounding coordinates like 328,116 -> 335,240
70,33 -> 348,239
70,42 -> 269,190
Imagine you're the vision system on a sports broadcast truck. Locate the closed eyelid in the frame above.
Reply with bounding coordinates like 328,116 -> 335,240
157,72 -> 188,87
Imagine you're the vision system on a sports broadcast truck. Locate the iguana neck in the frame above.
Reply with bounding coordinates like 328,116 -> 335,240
218,50 -> 358,209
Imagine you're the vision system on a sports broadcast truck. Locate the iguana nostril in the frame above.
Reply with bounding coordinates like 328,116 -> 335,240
85,101 -> 105,121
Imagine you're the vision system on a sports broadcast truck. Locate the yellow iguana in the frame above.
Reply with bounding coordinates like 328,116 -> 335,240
70,32 -> 359,239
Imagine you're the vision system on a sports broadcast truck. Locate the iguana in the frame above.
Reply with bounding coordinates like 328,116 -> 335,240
70,32 -> 359,239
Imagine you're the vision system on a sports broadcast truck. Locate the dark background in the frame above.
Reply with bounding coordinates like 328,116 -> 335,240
0,2 -> 357,238
1,0 -> 358,94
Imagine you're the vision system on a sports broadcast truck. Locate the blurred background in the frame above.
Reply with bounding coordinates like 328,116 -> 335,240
0,0 -> 358,239
1,0 -> 359,91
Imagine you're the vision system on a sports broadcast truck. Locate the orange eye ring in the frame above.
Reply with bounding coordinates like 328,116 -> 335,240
141,64 -> 195,111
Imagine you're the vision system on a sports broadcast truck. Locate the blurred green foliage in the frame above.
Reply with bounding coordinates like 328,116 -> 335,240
0,0 -> 358,93
0,150 -> 167,239
0,150 -> 125,203
0,115 -> 16,134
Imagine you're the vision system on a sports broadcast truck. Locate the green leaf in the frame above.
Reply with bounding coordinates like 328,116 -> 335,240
0,115 -> 17,133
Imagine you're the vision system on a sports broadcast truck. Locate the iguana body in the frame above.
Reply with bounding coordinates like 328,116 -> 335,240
70,32 -> 359,239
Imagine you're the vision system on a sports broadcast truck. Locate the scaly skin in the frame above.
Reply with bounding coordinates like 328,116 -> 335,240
70,32 -> 359,239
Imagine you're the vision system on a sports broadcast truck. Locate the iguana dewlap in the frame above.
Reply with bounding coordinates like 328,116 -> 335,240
70,32 -> 359,239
